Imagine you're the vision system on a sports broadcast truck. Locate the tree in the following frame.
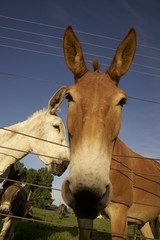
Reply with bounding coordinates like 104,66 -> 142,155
15,162 -> 54,209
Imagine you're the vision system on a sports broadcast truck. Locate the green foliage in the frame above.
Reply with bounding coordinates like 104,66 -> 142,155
24,167 -> 54,209
14,161 -> 27,181
15,162 -> 54,209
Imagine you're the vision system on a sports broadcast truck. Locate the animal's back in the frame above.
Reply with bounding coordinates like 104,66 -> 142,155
111,138 -> 160,223
11,188 -> 27,217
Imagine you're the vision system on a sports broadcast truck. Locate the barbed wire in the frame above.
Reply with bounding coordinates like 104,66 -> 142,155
0,145 -> 67,162
0,174 -> 159,238
0,146 -> 159,179
0,165 -> 160,206
0,127 -> 160,163
0,127 -> 69,148
0,193 -> 158,240
0,212 -> 144,240
0,176 -> 59,191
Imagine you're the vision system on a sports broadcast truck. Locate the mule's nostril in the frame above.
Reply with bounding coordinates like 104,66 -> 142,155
74,190 -> 100,219
97,184 -> 111,211
106,184 -> 111,194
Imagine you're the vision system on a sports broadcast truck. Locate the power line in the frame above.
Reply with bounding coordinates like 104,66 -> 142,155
1,34 -> 160,72
0,14 -> 65,31
128,96 -> 160,105
0,35 -> 62,50
0,70 -> 160,104
0,71 -> 61,83
0,14 -> 160,52
0,43 -> 63,57
0,43 -> 160,79
1,24 -> 160,63
0,25 -> 62,40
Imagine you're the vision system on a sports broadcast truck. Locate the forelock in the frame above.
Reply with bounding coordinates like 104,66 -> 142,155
92,60 -> 101,72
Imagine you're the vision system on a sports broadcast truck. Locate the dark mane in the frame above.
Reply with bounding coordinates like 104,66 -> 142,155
92,60 -> 101,72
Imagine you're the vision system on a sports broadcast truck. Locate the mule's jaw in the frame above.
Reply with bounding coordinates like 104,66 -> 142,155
62,178 -> 111,219
48,160 -> 69,176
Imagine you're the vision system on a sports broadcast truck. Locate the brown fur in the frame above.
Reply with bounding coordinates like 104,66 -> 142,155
61,26 -> 159,240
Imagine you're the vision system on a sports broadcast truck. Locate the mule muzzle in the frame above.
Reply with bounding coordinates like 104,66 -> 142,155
0,202 -> 11,214
48,160 -> 69,176
62,178 -> 111,219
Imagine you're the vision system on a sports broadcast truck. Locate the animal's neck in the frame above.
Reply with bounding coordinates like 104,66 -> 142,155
0,115 -> 39,174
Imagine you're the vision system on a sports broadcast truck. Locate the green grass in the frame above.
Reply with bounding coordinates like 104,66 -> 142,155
1,208 -> 137,240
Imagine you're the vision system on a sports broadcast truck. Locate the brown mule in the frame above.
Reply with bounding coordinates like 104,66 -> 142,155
61,26 -> 160,239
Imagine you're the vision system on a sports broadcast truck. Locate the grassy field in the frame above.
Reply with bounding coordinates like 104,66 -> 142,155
2,208 -> 137,240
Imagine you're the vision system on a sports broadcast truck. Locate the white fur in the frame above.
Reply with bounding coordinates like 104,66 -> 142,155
0,109 -> 69,179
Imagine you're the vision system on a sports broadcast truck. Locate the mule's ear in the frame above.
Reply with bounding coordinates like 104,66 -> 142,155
48,86 -> 67,114
107,28 -> 136,85
8,164 -> 16,179
63,26 -> 88,81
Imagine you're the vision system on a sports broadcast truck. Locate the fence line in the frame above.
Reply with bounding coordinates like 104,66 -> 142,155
0,127 -> 160,163
0,211 -> 157,240
0,175 -> 159,239
0,127 -> 69,148
0,212 -> 155,240
0,176 -> 159,210
0,145 -> 67,162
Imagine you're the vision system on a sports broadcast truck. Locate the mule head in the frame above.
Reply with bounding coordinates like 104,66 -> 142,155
0,183 -> 21,214
47,86 -> 70,176
31,86 -> 69,176
62,26 -> 136,218
0,167 -> 25,213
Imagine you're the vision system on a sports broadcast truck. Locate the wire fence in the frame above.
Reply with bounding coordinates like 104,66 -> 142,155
0,118 -> 159,236
0,14 -> 160,239
0,174 -> 159,239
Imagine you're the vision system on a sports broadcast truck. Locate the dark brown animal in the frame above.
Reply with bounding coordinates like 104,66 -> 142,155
60,26 -> 160,240
0,169 -> 29,240
58,203 -> 68,219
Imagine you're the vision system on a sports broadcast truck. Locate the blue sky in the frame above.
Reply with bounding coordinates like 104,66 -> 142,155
0,0 -> 160,205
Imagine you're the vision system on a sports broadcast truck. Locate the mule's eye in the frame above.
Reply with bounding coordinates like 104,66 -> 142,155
118,97 -> 127,107
54,125 -> 60,132
65,93 -> 73,102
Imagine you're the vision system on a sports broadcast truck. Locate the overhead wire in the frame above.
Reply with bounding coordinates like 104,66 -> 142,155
0,24 -> 160,79
0,14 -> 160,52
0,16 -> 160,81
0,42 -> 160,78
0,25 -> 160,63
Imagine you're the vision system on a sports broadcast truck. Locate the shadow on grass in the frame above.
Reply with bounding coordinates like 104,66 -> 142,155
12,218 -> 111,240
12,219 -> 78,240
